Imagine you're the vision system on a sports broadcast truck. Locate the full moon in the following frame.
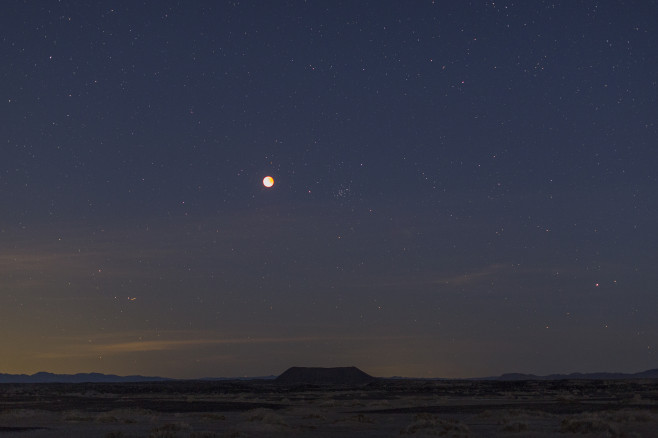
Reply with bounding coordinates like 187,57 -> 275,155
262,176 -> 274,188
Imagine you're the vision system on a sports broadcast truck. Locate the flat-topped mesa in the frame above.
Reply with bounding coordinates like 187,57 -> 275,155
275,366 -> 376,385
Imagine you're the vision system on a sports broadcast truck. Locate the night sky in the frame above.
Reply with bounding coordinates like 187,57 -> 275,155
2,1 -> 657,379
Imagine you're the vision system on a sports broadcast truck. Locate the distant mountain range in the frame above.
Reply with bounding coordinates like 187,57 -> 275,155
0,372 -> 171,384
482,368 -> 658,381
0,368 -> 656,383
0,372 -> 281,384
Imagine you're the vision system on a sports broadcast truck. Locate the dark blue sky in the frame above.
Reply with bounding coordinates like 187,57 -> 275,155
1,1 -> 657,378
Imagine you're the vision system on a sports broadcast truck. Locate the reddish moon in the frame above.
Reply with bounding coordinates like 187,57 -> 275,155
262,176 -> 274,188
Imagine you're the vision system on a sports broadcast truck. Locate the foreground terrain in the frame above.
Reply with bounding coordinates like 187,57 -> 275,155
1,378 -> 657,437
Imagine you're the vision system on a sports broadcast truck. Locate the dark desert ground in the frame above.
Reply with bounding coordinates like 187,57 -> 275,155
1,369 -> 658,437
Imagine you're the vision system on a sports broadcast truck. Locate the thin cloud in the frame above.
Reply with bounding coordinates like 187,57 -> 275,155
35,333 -> 412,358
355,263 -> 518,290
436,263 -> 512,286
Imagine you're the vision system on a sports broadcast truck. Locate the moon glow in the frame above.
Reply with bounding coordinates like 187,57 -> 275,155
263,176 -> 274,188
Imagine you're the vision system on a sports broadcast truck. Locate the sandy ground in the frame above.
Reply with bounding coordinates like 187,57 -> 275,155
1,379 -> 657,437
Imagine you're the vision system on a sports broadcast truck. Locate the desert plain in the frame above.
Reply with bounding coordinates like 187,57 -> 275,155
1,378 -> 658,437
